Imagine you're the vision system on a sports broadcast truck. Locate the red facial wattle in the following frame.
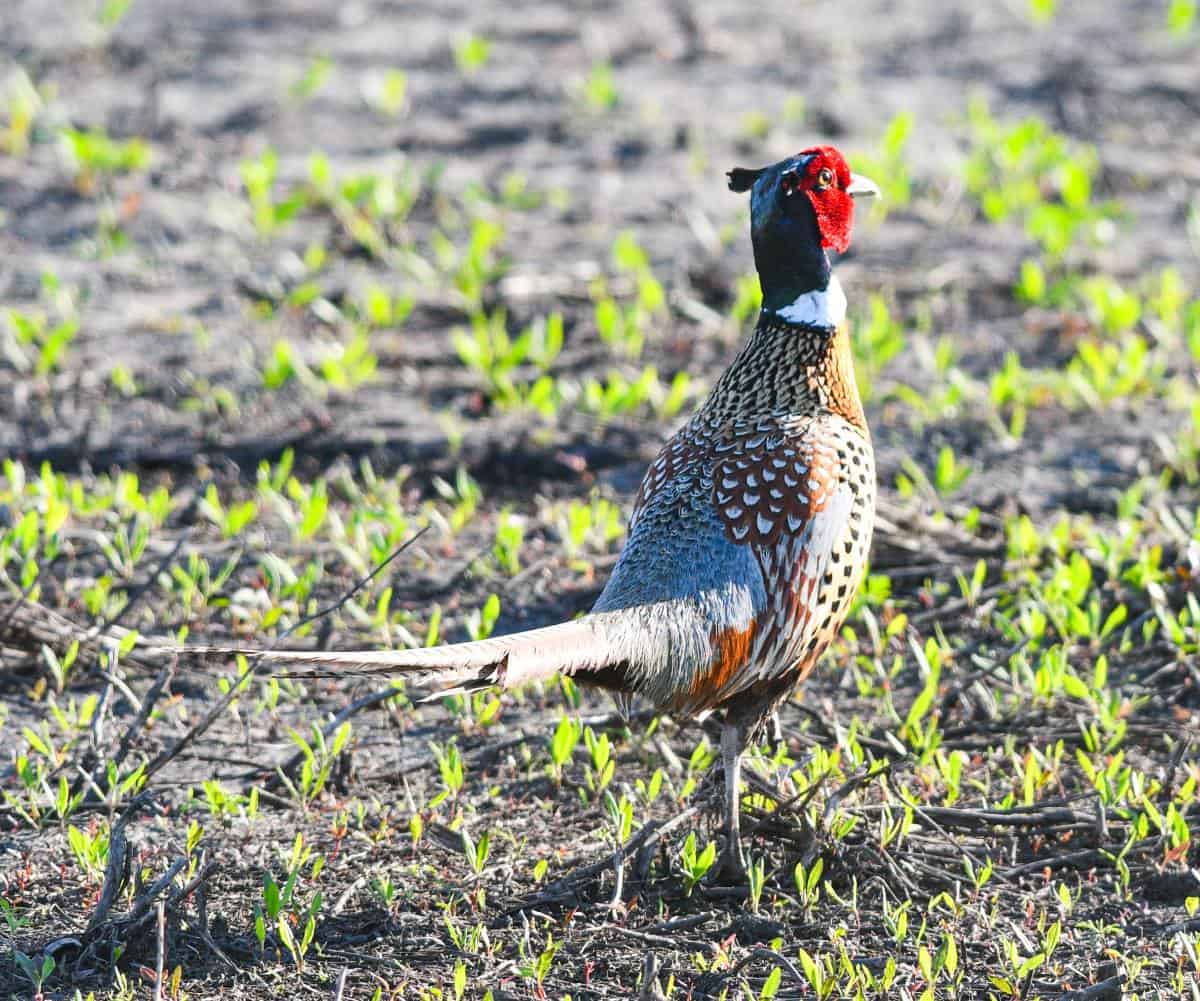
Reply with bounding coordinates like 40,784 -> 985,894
797,146 -> 856,254
806,185 -> 854,253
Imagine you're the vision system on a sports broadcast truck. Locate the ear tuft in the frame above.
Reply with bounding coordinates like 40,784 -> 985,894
727,167 -> 764,193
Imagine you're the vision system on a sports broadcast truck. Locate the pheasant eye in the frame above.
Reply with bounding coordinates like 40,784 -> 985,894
815,167 -> 834,188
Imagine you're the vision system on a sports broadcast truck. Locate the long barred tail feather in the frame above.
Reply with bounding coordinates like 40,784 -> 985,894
166,617 -> 616,692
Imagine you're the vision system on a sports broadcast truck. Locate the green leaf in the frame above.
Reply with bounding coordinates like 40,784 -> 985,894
1062,673 -> 1090,699
1017,951 -> 1046,977
22,728 -> 51,757
941,934 -> 958,976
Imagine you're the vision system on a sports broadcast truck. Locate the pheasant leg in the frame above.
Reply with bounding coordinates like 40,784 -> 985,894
715,721 -> 748,880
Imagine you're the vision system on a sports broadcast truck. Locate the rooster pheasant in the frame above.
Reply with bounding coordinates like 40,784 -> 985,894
195,146 -> 879,877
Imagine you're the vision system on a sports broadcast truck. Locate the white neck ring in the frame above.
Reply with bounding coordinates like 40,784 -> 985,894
771,276 -> 846,329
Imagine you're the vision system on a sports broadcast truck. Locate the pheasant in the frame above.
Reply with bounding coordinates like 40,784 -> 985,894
193,146 -> 879,877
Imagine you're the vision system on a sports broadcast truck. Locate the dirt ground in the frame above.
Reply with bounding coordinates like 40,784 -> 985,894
1,0 -> 1199,998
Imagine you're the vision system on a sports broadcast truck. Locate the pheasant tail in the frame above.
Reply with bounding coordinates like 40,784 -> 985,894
169,616 -> 618,694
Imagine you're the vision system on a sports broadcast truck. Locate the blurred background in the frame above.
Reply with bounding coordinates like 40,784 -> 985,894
1,1 -> 1198,997
2,0 -> 1196,489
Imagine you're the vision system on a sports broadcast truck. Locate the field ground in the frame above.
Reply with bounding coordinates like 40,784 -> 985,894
1,1 -> 1199,998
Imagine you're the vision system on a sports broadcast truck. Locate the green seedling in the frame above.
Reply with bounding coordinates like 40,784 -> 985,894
547,713 -> 580,784
582,62 -> 618,110
679,832 -> 717,894
850,111 -> 914,215
454,34 -> 491,74
290,54 -> 333,100
363,69 -> 408,116
60,128 -> 150,189
0,69 -> 42,156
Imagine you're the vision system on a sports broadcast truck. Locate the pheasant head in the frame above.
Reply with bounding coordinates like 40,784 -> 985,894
728,146 -> 878,321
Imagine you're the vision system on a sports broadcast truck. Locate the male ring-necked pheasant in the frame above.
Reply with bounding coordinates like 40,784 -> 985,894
198,146 -> 879,877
